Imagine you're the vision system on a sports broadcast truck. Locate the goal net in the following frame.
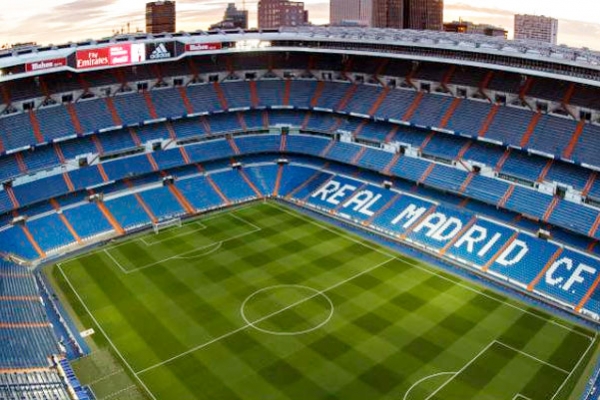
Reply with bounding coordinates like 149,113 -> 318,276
153,217 -> 182,234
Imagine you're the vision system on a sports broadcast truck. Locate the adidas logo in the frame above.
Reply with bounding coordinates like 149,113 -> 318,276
150,43 -> 171,60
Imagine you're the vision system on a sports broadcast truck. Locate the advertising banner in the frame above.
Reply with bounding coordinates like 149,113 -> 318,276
146,42 -> 176,60
25,58 -> 67,72
185,42 -> 223,52
76,43 -> 146,69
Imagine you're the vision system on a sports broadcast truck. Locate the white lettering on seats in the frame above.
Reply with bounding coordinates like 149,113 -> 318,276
545,258 -> 570,287
344,190 -> 374,214
413,212 -> 447,237
430,217 -> 463,242
564,264 -> 596,291
495,240 -> 528,267
312,180 -> 340,201
454,225 -> 488,253
546,257 -> 597,291
391,204 -> 428,229
359,193 -> 382,216
327,184 -> 357,206
478,233 -> 502,257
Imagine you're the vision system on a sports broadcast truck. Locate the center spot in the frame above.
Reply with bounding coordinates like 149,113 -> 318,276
241,284 -> 334,335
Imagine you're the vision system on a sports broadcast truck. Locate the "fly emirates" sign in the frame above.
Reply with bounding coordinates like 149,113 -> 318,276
76,44 -> 146,69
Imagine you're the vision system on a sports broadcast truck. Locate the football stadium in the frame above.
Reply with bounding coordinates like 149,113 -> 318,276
0,26 -> 600,399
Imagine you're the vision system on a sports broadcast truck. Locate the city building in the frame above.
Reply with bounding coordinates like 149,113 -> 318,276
330,0 -> 372,27
146,1 -> 176,34
372,0 -> 443,30
404,0 -> 443,30
444,20 -> 508,38
258,0 -> 308,29
372,0 -> 403,29
514,14 -> 558,44
210,3 -> 249,30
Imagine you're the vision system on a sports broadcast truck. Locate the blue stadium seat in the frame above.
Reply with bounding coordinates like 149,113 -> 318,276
410,94 -> 452,128
35,106 -> 76,142
210,170 -> 257,202
0,113 -> 37,151
288,80 -> 317,109
185,84 -> 222,114
74,98 -> 115,133
256,80 -> 285,107
112,93 -> 152,125
176,175 -> 224,211
27,214 -> 75,252
485,106 -> 532,145
151,88 -> 187,118
105,195 -> 152,230
139,187 -> 185,220
63,203 -> 113,239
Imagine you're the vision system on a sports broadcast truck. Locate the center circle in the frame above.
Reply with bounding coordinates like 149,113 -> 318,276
241,284 -> 334,335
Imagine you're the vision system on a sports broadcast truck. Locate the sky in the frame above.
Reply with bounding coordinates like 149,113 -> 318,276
0,0 -> 599,50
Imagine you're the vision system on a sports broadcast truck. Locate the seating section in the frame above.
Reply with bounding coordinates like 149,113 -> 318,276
500,152 -> 545,182
26,214 -> 75,252
112,93 -> 152,125
151,88 -> 187,118
36,106 -> 76,141
177,176 -> 224,211
185,84 -> 222,114
0,261 -> 60,369
139,187 -> 185,220
446,100 -> 492,135
210,170 -> 257,202
63,203 -> 114,240
0,370 -> 70,400
1,110 -> 600,251
486,106 -> 532,144
74,98 -> 115,133
106,194 -> 152,230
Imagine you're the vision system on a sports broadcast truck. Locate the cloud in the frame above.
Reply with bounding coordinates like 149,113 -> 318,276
444,2 -> 600,49
445,3 -> 515,17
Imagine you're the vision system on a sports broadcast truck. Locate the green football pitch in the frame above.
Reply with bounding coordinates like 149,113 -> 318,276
49,201 -> 599,400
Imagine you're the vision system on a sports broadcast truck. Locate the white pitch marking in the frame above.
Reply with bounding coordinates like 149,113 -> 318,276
99,384 -> 137,400
140,221 -> 207,246
58,203 -> 257,265
102,215 -> 261,274
512,394 -> 532,400
136,257 -> 396,375
57,263 -> 158,400
495,340 -> 569,374
103,249 -> 129,274
240,284 -> 335,336
424,340 -> 497,400
86,369 -> 124,386
175,242 -> 223,260
550,331 -> 597,400
403,371 -> 457,400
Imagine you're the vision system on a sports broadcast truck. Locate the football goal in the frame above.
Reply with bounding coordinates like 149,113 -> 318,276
153,217 -> 182,234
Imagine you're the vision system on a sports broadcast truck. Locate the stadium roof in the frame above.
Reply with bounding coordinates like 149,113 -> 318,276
1,26 -> 599,84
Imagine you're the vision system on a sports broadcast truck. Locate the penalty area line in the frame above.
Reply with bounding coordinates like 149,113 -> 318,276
140,221 -> 208,246
104,224 -> 261,274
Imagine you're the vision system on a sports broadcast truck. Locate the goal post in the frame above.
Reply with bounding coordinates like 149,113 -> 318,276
153,217 -> 183,234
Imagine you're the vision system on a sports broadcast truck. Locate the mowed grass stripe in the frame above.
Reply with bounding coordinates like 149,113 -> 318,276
55,203 -> 597,400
